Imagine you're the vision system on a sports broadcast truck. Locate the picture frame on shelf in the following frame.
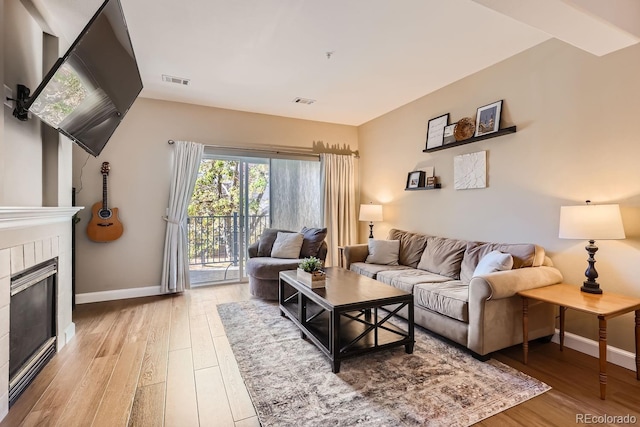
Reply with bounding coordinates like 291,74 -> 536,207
475,100 -> 502,137
443,123 -> 457,145
425,113 -> 449,150
406,171 -> 425,189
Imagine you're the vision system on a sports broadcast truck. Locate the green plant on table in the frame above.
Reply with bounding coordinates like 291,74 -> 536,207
298,257 -> 324,273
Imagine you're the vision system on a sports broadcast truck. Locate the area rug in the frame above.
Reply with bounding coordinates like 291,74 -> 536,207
217,300 -> 550,426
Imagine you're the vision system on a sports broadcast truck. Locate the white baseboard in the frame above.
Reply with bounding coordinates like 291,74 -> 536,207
551,329 -> 636,371
76,286 -> 163,304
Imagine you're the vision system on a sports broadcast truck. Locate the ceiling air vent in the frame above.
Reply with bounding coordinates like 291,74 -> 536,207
162,74 -> 190,86
293,97 -> 316,105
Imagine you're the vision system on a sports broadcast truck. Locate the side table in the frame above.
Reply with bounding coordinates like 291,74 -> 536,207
518,283 -> 640,399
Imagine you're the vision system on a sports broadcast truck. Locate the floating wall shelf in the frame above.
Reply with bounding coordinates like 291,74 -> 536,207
423,126 -> 516,153
404,184 -> 442,191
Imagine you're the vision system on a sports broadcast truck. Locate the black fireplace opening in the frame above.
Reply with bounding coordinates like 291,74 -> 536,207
9,258 -> 57,407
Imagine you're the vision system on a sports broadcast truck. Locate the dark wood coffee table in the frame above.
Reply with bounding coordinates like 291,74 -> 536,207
279,267 -> 414,373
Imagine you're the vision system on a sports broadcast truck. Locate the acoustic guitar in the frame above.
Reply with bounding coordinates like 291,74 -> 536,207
86,162 -> 124,242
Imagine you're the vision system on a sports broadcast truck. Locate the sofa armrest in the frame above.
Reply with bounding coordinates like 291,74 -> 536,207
469,266 -> 564,301
343,244 -> 369,269
248,241 -> 259,258
466,266 -> 561,356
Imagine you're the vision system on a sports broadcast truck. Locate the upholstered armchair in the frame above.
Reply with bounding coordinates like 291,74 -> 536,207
246,227 -> 327,300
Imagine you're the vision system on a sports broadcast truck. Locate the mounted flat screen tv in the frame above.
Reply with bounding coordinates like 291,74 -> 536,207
15,0 -> 142,157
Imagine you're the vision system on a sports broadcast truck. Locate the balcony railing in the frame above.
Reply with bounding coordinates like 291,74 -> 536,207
187,214 -> 269,266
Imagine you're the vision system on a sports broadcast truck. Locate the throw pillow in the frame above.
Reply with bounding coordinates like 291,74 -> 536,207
271,232 -> 304,259
257,228 -> 282,257
258,228 -> 295,256
365,239 -> 400,265
416,236 -> 467,279
387,229 -> 429,268
299,227 -> 328,258
473,250 -> 514,276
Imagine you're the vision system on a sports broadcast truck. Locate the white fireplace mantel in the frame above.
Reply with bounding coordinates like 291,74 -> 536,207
0,207 -> 84,230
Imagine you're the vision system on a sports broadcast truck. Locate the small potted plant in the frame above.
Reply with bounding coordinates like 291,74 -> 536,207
297,257 -> 326,288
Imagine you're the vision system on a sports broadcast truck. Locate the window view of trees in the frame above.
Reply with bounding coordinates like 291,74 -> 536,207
187,159 -> 269,266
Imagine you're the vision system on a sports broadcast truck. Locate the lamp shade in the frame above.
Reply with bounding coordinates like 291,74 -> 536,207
359,204 -> 383,222
559,204 -> 625,240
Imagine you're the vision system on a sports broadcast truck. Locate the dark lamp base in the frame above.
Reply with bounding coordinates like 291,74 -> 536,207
581,281 -> 603,294
581,240 -> 603,294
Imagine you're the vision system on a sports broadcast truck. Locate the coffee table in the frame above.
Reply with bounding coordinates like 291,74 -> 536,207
279,267 -> 414,373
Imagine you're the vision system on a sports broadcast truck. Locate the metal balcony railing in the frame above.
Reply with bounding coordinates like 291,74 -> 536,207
187,214 -> 269,266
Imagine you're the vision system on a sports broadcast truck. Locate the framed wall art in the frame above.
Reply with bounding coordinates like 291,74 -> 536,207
443,123 -> 457,145
454,151 -> 486,190
425,113 -> 449,150
406,171 -> 425,189
475,100 -> 502,137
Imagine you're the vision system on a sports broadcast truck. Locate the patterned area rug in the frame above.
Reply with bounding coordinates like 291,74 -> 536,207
217,300 -> 550,426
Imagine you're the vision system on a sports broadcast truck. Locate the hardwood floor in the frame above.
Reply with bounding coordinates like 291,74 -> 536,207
1,282 -> 638,426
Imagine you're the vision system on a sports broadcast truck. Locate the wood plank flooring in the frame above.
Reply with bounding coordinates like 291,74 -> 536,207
1,282 -> 638,426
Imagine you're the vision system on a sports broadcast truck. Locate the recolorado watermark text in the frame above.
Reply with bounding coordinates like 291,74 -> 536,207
576,414 -> 637,424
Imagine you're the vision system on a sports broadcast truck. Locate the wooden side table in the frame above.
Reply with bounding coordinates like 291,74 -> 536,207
518,283 -> 640,400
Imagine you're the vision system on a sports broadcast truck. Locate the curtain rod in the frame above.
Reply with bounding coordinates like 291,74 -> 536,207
167,140 -> 359,158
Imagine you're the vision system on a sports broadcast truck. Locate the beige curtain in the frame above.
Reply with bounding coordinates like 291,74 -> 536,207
321,153 -> 357,266
161,140 -> 204,293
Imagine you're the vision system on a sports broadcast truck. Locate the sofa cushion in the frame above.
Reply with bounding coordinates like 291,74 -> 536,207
271,232 -> 304,259
246,257 -> 301,280
417,236 -> 467,279
349,262 -> 411,279
473,250 -> 513,276
460,242 -> 541,283
376,269 -> 451,294
414,281 -> 469,323
299,227 -> 328,258
366,239 -> 400,265
387,229 -> 429,268
257,228 -> 293,257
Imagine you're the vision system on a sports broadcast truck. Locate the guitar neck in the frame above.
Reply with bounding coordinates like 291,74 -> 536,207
102,173 -> 108,211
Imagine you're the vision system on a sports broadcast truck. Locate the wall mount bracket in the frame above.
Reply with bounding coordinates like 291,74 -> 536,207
11,84 -> 31,121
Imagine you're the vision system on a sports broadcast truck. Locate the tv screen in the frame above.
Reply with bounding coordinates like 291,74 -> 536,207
26,0 -> 142,157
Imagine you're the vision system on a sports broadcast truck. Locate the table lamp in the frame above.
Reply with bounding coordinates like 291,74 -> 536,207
558,201 -> 625,294
359,203 -> 383,239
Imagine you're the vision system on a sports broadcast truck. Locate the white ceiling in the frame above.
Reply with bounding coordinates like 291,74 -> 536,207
27,0 -> 640,126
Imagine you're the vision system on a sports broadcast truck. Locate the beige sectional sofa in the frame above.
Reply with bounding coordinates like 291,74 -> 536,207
343,229 -> 563,358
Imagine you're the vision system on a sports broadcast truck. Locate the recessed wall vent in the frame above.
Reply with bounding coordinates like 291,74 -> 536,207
293,97 -> 316,105
162,75 -> 190,86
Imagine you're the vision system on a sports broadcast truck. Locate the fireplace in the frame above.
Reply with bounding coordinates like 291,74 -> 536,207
9,259 -> 57,407
0,206 -> 81,420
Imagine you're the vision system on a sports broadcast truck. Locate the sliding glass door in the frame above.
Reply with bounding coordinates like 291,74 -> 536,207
187,156 -> 269,285
187,152 -> 322,286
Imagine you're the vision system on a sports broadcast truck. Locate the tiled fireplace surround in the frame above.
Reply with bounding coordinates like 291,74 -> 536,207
0,207 -> 81,421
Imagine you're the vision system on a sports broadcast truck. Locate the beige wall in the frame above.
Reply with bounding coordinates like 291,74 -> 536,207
2,0 -> 43,206
358,39 -> 640,352
72,97 -> 357,295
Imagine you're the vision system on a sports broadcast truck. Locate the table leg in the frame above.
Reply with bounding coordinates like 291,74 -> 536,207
598,316 -> 607,400
635,310 -> 639,381
560,306 -> 567,351
331,310 -> 340,373
522,297 -> 529,364
406,301 -> 414,354
299,294 -> 306,339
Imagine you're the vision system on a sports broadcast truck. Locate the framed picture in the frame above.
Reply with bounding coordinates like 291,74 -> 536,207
425,113 -> 449,150
475,100 -> 502,137
406,171 -> 425,189
443,123 -> 457,145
